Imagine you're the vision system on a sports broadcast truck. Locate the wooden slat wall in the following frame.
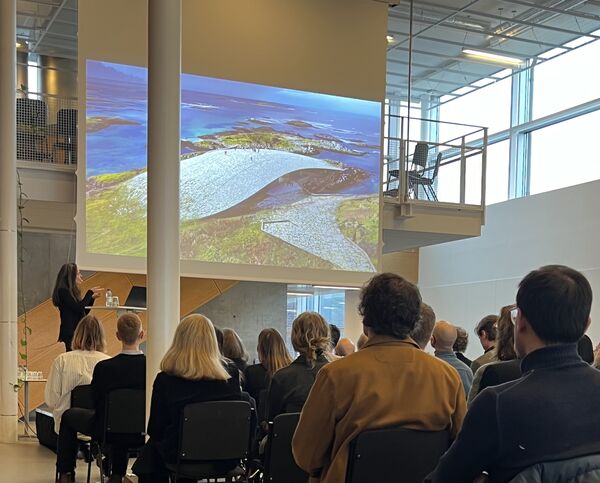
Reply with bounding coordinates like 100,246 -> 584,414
18,272 -> 238,412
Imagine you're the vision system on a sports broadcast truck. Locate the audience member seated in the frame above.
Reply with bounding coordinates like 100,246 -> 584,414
356,333 -> 368,350
292,273 -> 466,483
453,327 -> 472,367
410,303 -> 436,349
329,324 -> 341,351
133,315 -> 241,483
222,328 -> 249,374
428,265 -> 600,483
468,305 -> 520,405
578,334 -> 594,364
267,312 -> 331,421
431,321 -> 473,398
335,338 -> 355,357
244,328 -> 292,407
45,315 -> 109,436
54,314 -> 146,483
471,314 -> 498,373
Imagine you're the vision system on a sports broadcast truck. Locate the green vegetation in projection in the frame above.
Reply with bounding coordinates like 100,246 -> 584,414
335,195 -> 380,260
87,168 -> 146,192
180,213 -> 336,270
87,116 -> 140,133
86,183 -> 147,257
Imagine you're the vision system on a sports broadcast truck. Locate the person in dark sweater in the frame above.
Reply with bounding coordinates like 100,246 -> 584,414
52,263 -> 103,351
55,313 -> 146,483
222,328 -> 250,375
133,315 -> 241,483
244,328 -> 292,407
267,312 -> 331,421
428,265 -> 598,483
453,327 -> 472,366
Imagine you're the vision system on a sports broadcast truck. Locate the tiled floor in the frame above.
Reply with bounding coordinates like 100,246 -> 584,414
0,437 -> 136,483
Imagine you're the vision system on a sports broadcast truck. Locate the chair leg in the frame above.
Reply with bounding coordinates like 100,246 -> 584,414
98,445 -> 105,483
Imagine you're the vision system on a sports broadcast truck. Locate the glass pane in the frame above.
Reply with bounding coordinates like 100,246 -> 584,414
530,110 -> 600,195
485,140 -> 509,205
533,40 -> 600,119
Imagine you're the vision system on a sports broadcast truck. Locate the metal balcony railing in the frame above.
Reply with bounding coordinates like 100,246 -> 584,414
16,90 -> 78,164
383,115 -> 488,208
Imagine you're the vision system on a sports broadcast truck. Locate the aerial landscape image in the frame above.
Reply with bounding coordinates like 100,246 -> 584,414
86,60 -> 381,272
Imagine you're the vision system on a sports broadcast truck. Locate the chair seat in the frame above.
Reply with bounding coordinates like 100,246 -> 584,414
165,462 -> 244,479
388,169 -> 400,178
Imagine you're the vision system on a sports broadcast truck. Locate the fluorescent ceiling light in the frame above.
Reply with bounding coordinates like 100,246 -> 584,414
451,86 -> 475,96
287,292 -> 311,297
386,35 -> 395,44
462,48 -> 524,66
16,42 -> 22,48
313,285 -> 360,291
539,47 -> 567,59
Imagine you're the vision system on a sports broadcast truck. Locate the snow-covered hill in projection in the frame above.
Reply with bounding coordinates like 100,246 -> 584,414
125,148 -> 342,220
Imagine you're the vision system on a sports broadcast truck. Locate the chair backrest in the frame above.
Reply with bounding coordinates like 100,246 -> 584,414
178,400 -> 251,462
413,142 -> 429,169
71,384 -> 94,410
105,388 -> 145,435
266,412 -> 308,483
431,152 -> 442,180
16,98 -> 47,128
57,108 -> 77,137
345,427 -> 450,483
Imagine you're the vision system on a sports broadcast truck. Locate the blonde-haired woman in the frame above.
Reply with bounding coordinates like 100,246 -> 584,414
266,312 -> 331,421
244,328 -> 293,406
45,315 -> 109,437
222,328 -> 249,374
133,314 -> 241,483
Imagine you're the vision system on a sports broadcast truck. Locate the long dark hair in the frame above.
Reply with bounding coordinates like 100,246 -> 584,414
52,263 -> 81,307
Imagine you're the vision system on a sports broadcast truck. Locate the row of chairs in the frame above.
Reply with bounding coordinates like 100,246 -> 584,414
65,386 -> 449,483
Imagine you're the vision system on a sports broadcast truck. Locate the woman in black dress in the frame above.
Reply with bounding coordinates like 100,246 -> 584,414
51,263 -> 102,351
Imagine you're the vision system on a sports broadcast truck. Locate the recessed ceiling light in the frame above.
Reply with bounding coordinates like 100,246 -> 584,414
386,35 -> 395,43
462,48 -> 524,66
313,285 -> 360,291
16,42 -> 22,48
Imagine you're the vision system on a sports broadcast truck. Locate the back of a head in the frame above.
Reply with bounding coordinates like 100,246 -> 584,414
356,333 -> 368,350
161,314 -> 230,381
222,328 -> 248,362
410,303 -> 436,349
517,265 -> 592,344
72,314 -> 106,352
117,313 -> 142,346
476,314 -> 498,341
214,326 -> 224,354
257,328 -> 293,376
432,320 -> 458,352
453,327 -> 469,353
52,262 -> 80,307
292,312 -> 331,367
496,305 -> 517,361
359,272 -> 422,339
329,324 -> 341,348
578,335 -> 594,364
335,338 -> 356,357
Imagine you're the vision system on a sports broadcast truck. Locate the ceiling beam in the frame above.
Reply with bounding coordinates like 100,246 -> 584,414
503,0 -> 600,22
387,71 -> 467,88
31,0 -> 69,53
387,57 -> 488,78
397,1 -> 600,40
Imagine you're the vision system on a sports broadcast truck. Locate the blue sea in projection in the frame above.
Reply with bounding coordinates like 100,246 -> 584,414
85,60 -> 381,194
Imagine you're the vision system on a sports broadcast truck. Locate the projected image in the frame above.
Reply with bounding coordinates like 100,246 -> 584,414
86,60 -> 381,272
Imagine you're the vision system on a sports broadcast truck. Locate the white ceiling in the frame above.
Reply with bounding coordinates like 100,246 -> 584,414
14,0 -> 600,100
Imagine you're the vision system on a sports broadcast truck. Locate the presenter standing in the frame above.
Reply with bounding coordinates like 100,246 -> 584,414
52,263 -> 103,352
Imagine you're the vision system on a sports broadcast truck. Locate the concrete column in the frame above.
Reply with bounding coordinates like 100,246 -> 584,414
146,0 -> 181,411
0,0 -> 18,443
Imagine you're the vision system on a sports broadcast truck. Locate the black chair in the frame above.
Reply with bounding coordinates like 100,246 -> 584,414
345,427 -> 450,483
409,152 -> 442,201
16,97 -> 48,160
166,400 -> 252,482
264,413 -> 308,483
257,389 -> 269,425
91,388 -> 146,483
53,108 -> 77,164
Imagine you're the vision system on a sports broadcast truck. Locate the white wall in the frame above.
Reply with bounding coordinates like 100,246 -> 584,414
419,179 -> 600,360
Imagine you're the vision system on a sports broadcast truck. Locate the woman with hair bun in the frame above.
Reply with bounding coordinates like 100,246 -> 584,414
266,312 -> 332,421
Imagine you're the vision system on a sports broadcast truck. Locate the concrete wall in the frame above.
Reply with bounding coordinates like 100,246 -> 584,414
196,281 -> 287,363
19,231 -> 76,314
419,179 -> 600,360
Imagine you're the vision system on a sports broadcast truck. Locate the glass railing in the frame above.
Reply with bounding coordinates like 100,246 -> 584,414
383,115 -> 488,207
16,90 -> 78,164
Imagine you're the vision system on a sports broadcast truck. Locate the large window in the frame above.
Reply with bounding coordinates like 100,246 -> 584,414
533,40 -> 600,119
529,109 -> 600,195
485,140 -> 510,204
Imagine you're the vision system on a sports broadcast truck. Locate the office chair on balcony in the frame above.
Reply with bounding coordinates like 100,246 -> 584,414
409,151 -> 442,201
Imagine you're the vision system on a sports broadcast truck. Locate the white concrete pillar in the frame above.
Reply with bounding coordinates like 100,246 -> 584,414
146,0 -> 181,411
0,0 -> 18,443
